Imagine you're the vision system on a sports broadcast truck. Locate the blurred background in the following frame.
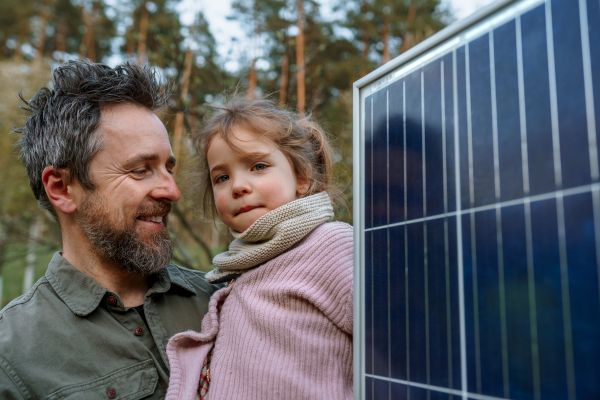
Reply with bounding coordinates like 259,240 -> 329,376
0,0 -> 490,307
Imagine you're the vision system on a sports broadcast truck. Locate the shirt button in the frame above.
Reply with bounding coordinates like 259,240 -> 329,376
106,388 -> 117,399
108,296 -> 117,306
134,327 -> 144,336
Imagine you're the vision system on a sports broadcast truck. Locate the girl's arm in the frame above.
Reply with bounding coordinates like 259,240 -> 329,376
303,222 -> 354,335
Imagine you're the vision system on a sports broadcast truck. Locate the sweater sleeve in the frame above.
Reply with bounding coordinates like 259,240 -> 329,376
301,222 -> 354,335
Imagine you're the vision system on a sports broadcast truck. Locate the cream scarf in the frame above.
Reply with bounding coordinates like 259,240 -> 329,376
205,192 -> 334,283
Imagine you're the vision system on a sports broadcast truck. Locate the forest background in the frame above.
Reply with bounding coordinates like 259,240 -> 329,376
0,0 -> 473,307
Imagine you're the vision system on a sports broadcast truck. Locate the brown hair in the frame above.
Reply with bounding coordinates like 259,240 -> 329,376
193,96 -> 343,219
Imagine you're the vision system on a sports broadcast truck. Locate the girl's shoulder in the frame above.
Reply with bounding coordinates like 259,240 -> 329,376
293,221 -> 353,259
310,221 -> 353,240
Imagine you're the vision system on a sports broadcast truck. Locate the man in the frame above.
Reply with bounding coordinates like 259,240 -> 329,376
0,60 -> 219,399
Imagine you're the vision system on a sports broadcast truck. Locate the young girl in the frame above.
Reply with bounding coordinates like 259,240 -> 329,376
166,97 -> 353,400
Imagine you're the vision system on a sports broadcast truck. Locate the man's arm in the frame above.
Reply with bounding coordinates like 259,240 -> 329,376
0,356 -> 31,400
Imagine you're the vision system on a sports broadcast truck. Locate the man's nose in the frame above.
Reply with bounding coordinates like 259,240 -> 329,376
151,170 -> 181,202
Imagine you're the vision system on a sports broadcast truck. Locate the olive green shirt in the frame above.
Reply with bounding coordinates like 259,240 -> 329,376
0,252 -> 220,400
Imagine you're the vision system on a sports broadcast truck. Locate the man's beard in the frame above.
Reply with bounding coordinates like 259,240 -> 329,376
75,193 -> 174,276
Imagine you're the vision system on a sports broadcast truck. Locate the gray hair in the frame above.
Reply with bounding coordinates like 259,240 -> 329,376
14,60 -> 170,217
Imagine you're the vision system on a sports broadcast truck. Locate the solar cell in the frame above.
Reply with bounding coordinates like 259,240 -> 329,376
355,0 -> 600,399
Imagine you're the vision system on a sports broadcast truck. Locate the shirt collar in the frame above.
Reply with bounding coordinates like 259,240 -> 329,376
46,253 -> 196,317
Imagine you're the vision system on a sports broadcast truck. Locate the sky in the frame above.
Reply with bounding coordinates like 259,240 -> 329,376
176,0 -> 496,71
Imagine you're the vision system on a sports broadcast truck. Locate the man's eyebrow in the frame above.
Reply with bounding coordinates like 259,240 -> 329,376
122,153 -> 176,169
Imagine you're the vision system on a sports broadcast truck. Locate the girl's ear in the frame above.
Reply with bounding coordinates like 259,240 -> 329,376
296,177 -> 310,197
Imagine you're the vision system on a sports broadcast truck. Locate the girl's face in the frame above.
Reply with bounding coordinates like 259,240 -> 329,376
207,127 -> 309,232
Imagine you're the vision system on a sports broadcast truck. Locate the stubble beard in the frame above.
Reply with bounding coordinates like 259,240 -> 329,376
76,193 -> 174,276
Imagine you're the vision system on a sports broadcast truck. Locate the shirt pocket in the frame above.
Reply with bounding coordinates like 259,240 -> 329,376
46,359 -> 158,400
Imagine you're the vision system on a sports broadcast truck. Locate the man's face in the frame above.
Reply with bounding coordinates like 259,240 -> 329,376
74,103 -> 181,275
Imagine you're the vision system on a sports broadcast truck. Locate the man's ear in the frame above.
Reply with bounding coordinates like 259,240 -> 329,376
42,166 -> 78,214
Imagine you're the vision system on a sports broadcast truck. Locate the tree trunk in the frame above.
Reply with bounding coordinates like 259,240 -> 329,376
85,11 -> 96,62
137,0 -> 149,65
279,51 -> 289,106
126,23 -> 136,59
34,0 -> 50,59
247,58 -> 257,100
56,16 -> 67,63
382,20 -> 390,65
400,0 -> 418,54
79,5 -> 96,62
296,0 -> 305,114
172,48 -> 193,177
23,213 -> 44,294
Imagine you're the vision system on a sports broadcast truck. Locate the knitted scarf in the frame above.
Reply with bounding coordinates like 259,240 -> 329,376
205,192 -> 334,283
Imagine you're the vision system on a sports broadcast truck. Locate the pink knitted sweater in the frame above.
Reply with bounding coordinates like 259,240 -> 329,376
166,222 -> 353,400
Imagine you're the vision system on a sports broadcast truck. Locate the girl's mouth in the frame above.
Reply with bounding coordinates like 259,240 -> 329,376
236,205 -> 260,215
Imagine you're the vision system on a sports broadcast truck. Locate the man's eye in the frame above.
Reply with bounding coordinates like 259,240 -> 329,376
131,169 -> 148,176
252,164 -> 267,171
216,175 -> 229,184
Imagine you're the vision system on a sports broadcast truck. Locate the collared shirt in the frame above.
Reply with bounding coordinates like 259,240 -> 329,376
0,252 -> 220,400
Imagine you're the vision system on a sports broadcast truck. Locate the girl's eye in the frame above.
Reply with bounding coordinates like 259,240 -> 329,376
216,175 -> 229,184
252,164 -> 267,171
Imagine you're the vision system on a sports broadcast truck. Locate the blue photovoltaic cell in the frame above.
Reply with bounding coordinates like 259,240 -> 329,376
456,46 -> 470,210
372,228 -> 389,377
366,376 -> 374,400
373,90 -> 388,228
551,0 -> 591,189
407,222 -> 426,384
589,0 -> 600,155
389,225 -> 407,380
405,71 -> 424,221
469,35 -> 496,207
365,231 -> 373,375
373,377 -> 389,399
500,204 -> 534,399
530,198 -> 569,400
389,382 -> 459,400
365,95 -> 373,229
443,53 -> 457,213
390,380 -> 408,399
360,0 -> 600,399
427,218 -> 451,388
424,60 -> 445,217
461,213 -> 477,393
447,217 -> 462,392
521,4 -> 556,196
474,209 -> 503,398
563,193 -> 600,399
389,79 -> 405,224
493,20 -> 524,202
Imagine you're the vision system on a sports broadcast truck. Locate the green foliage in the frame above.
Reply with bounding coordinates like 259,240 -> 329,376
0,0 -> 451,307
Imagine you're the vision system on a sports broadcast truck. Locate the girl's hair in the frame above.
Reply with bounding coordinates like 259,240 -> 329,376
193,96 -> 343,219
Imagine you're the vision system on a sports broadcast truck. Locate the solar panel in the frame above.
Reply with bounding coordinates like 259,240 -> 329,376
352,0 -> 600,399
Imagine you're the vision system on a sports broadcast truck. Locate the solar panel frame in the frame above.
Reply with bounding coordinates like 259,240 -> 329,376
352,0 -> 600,399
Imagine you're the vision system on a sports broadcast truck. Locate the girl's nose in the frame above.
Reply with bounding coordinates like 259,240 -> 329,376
231,176 -> 251,198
